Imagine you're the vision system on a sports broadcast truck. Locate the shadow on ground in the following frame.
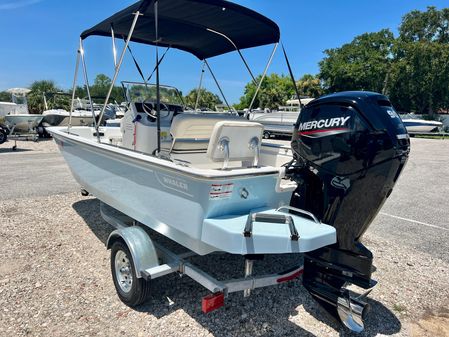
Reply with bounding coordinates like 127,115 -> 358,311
73,198 -> 401,337
0,147 -> 32,153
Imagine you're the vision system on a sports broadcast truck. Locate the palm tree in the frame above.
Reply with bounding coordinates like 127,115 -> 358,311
27,80 -> 65,114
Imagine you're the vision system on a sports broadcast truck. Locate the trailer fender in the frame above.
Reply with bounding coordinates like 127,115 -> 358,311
107,227 -> 159,278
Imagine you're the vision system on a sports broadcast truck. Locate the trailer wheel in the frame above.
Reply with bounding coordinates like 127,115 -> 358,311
111,240 -> 151,307
0,128 -> 6,144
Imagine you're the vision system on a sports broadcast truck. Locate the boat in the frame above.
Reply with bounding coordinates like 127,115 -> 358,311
0,102 -> 28,117
42,108 -> 99,127
400,113 -> 443,133
1,88 -> 43,135
285,95 -> 315,107
49,0 -> 410,332
41,92 -> 113,128
4,114 -> 43,133
0,88 -> 30,117
248,97 -> 314,138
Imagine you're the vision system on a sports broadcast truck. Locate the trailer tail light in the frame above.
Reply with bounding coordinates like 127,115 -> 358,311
276,268 -> 303,283
202,292 -> 224,313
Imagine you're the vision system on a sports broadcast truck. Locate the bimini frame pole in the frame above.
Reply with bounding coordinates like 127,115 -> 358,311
111,25 -> 117,68
68,48 -> 81,133
204,59 -> 232,112
96,11 -> 141,137
79,38 -> 99,134
195,61 -> 206,110
206,28 -> 257,85
155,0 -> 161,153
249,42 -> 278,111
281,42 -> 303,109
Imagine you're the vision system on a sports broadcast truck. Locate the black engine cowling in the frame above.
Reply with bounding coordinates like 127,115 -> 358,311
288,91 -> 410,330
291,91 -> 409,249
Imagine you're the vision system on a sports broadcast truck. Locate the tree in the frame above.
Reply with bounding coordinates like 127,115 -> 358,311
319,29 -> 395,94
27,80 -> 66,114
184,88 -> 222,110
90,74 -> 124,103
235,73 -> 296,110
388,41 -> 449,114
399,7 -> 449,44
296,74 -> 324,98
387,7 -> 449,115
74,86 -> 87,99
0,91 -> 11,102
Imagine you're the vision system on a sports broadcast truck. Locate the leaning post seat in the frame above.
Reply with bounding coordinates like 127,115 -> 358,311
164,114 -> 243,154
207,121 -> 264,169
163,114 -> 264,169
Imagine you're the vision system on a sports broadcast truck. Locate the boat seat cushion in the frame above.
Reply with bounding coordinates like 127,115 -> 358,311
168,113 -> 244,153
207,120 -> 264,162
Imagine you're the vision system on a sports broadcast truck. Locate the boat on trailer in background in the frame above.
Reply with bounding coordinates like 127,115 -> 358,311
0,88 -> 43,147
399,113 -> 443,134
49,0 -> 410,332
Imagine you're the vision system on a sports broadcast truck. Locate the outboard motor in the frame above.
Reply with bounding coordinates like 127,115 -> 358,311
287,91 -> 410,332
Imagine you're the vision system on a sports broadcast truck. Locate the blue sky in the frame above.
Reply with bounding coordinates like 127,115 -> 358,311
0,0 -> 447,103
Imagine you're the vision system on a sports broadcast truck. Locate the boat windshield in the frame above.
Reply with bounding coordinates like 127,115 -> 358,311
122,82 -> 184,107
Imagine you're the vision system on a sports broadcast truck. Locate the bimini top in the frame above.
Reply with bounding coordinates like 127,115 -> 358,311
80,0 -> 280,60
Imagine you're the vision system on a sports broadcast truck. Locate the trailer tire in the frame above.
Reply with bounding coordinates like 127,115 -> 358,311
111,240 -> 151,307
0,128 -> 6,144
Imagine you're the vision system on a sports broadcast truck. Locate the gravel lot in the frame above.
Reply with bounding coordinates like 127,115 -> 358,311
1,138 -> 448,337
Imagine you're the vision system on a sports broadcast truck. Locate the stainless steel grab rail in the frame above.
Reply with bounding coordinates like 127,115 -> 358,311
243,212 -> 299,241
276,205 -> 320,224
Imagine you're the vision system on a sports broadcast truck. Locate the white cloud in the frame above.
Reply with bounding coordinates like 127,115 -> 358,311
0,0 -> 44,10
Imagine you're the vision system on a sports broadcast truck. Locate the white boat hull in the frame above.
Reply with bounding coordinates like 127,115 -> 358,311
42,109 -> 98,127
50,126 -> 336,256
249,111 -> 298,135
4,114 -> 43,133
401,119 -> 443,133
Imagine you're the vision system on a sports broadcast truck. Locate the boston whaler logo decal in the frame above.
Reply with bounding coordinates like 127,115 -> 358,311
162,176 -> 188,191
155,172 -> 192,196
299,116 -> 351,136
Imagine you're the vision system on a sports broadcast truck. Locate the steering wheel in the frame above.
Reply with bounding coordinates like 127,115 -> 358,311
141,100 -> 169,120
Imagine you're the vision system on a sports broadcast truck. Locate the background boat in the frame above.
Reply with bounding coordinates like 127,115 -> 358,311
400,113 -> 443,133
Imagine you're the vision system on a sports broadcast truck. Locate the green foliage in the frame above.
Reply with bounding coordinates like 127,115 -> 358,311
74,86 -> 87,99
90,74 -> 124,103
399,6 -> 449,43
184,88 -> 222,110
27,80 -> 66,114
388,7 -> 449,114
318,6 -> 449,115
388,41 -> 449,114
319,29 -> 395,93
296,74 -> 324,98
235,73 -> 296,110
0,91 -> 11,102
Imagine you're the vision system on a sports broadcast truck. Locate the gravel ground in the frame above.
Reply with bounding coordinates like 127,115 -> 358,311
1,139 -> 448,337
0,138 -> 59,154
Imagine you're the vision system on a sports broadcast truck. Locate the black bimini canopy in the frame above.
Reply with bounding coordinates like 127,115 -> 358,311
80,0 -> 280,60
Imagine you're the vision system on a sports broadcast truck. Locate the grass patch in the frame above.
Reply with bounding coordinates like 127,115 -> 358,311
413,134 -> 449,139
